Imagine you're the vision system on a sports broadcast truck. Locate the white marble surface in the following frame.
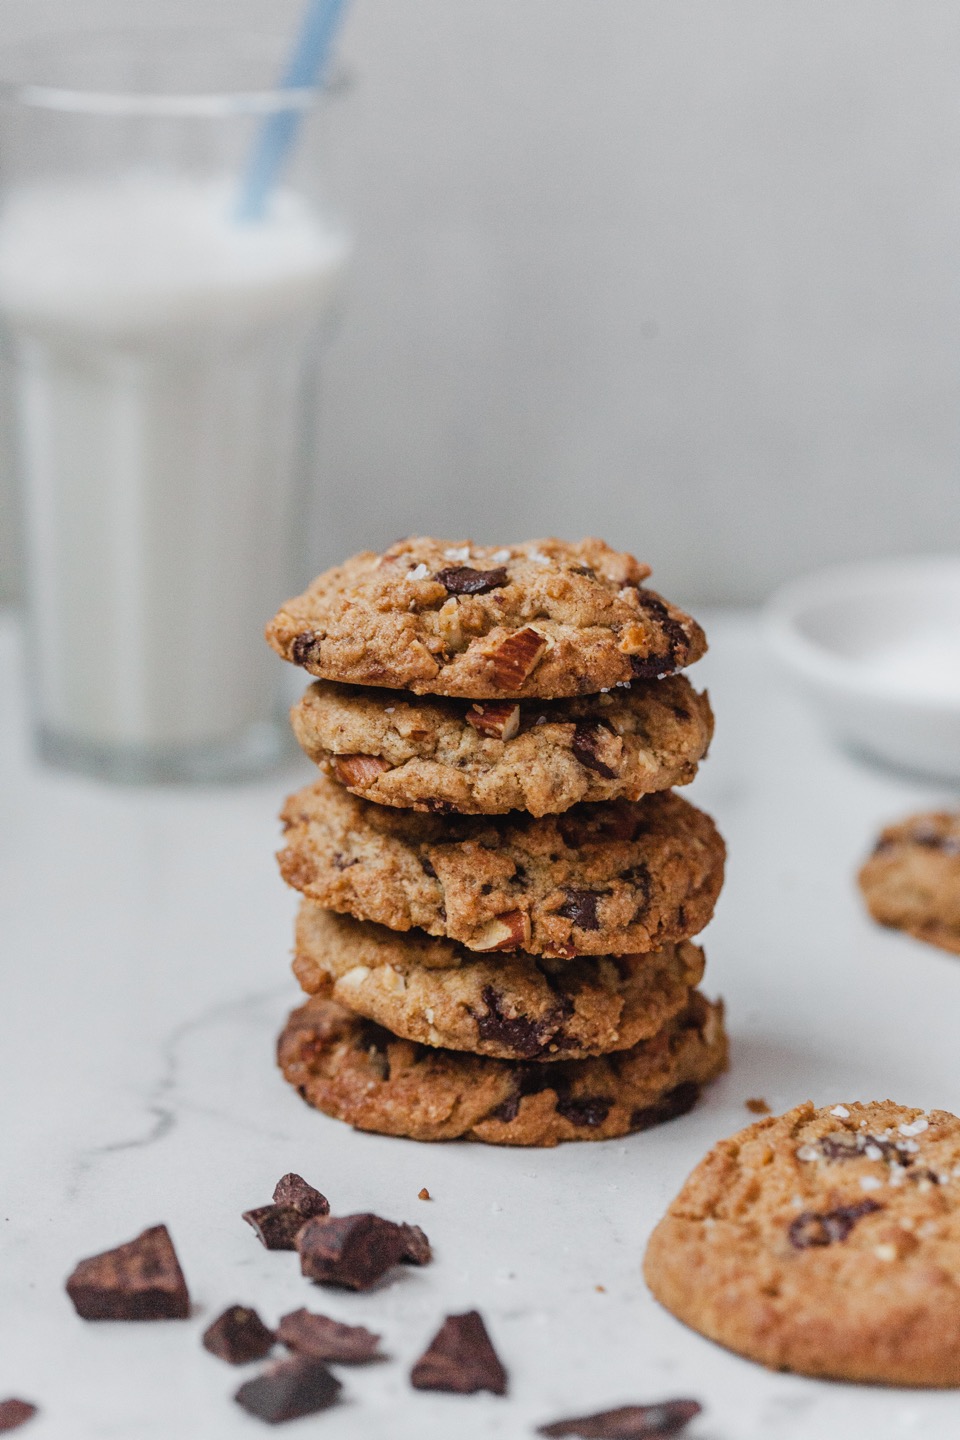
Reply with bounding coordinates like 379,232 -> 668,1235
3,609 -> 960,1439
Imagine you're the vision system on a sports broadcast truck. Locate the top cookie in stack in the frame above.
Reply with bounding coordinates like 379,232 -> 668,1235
267,537 -> 728,1146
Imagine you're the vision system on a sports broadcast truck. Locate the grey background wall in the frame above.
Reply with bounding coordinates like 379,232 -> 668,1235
1,0 -> 958,606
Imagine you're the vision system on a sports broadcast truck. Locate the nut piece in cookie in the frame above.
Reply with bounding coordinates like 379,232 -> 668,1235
644,1100 -> 960,1385
266,537 -> 706,699
859,810 -> 960,954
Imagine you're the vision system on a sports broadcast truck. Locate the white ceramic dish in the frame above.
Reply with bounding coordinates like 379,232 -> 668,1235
764,555 -> 960,780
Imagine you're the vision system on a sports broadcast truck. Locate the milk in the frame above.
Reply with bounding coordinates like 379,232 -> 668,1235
0,173 -> 349,774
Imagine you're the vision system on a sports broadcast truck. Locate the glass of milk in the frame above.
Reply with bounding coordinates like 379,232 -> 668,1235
0,28 -> 350,781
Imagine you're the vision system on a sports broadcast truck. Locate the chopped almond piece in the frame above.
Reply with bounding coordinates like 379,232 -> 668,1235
471,910 -> 531,952
485,628 -> 548,690
466,702 -> 521,740
333,755 -> 392,788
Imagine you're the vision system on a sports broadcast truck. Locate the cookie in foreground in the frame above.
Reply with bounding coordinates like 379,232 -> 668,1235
858,811 -> 960,955
278,775 -> 725,957
277,991 -> 727,1147
643,1099 -> 960,1386
291,675 -> 713,817
293,903 -> 706,1061
266,537 -> 706,699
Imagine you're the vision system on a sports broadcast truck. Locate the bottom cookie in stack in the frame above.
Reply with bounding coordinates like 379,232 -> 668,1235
277,976 -> 727,1148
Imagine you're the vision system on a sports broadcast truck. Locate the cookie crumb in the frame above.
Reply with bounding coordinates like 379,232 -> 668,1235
595,1284 -> 606,1293
418,1188 -> 431,1201
745,1097 -> 771,1115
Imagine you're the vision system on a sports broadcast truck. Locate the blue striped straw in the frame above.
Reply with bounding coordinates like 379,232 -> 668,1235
236,0 -> 348,222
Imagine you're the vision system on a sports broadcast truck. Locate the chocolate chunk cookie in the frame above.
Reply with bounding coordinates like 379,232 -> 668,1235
266,538 -> 706,699
859,811 -> 960,955
290,675 -> 713,817
278,776 -> 725,957
292,903 -> 706,1061
277,992 -> 727,1147
644,1100 -> 960,1385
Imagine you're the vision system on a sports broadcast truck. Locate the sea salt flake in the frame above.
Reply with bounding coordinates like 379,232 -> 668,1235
859,1175 -> 883,1191
490,549 -> 510,564
899,1118 -> 929,1137
385,706 -> 395,713
527,548 -> 550,565
864,1144 -> 884,1162
889,1165 -> 907,1186
796,1145 -> 818,1162
443,546 -> 471,562
407,563 -> 430,581
830,1105 -> 850,1118
899,1138 -> 919,1153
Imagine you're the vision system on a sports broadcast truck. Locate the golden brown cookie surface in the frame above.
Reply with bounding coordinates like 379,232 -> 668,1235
267,538 -> 706,699
293,904 -> 705,1061
859,811 -> 960,955
644,1100 -> 960,1386
278,775 -> 725,957
290,675 -> 713,817
277,991 -> 727,1146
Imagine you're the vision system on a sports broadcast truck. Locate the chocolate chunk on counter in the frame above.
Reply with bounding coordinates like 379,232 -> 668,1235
243,1173 -> 330,1252
65,1224 -> 190,1321
242,1206 -> 306,1252
234,1357 -> 341,1424
297,1213 -> 409,1290
398,1223 -> 431,1266
410,1310 -> 507,1395
202,1305 -> 275,1365
538,1399 -> 702,1438
277,1308 -> 381,1363
272,1173 -> 329,1218
0,1401 -> 37,1433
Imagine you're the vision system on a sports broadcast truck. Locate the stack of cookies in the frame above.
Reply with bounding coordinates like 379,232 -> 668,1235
265,537 -> 728,1147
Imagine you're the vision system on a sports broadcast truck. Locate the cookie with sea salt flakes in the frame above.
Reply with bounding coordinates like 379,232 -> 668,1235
289,674 -> 713,817
292,903 -> 706,1061
266,537 -> 706,699
859,810 -> 960,955
277,991 -> 727,1147
643,1100 -> 960,1386
277,774 -> 725,957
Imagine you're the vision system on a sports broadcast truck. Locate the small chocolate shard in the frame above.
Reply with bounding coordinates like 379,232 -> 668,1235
572,721 -> 621,779
630,1082 -> 701,1133
297,1213 -> 408,1290
203,1305 -> 275,1365
557,888 -> 602,931
277,1308 -> 381,1363
0,1401 -> 37,1433
788,1199 -> 883,1250
242,1205 -> 305,1252
399,1223 -> 432,1265
538,1398 -> 702,1438
291,631 -> 323,668
476,986 -> 546,1058
433,565 -> 508,595
410,1310 -> 507,1395
272,1173 -> 330,1218
555,1094 -> 612,1128
234,1356 -> 341,1424
65,1224 -> 190,1321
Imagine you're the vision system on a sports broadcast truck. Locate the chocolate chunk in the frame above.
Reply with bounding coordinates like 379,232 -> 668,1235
297,1213 -> 408,1290
410,1310 -> 507,1395
203,1306 -> 275,1365
476,986 -> 547,1057
272,1173 -> 329,1218
816,1131 -> 905,1164
433,565 -> 508,595
557,888 -> 602,931
555,1094 -> 612,1128
788,1199 -> 883,1250
491,1090 -> 522,1123
629,652 -> 675,680
65,1224 -> 189,1321
0,1401 -> 37,1433
630,1082 -> 701,1133
291,631 -> 322,667
572,721 -> 619,779
234,1357 -> 341,1424
633,591 -> 690,659
420,856 -> 438,878
242,1205 -> 306,1252
277,1308 -> 381,1363
538,1398 -> 702,1438
398,1223 -> 432,1265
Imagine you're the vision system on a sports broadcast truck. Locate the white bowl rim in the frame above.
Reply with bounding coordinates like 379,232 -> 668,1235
764,553 -> 960,706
